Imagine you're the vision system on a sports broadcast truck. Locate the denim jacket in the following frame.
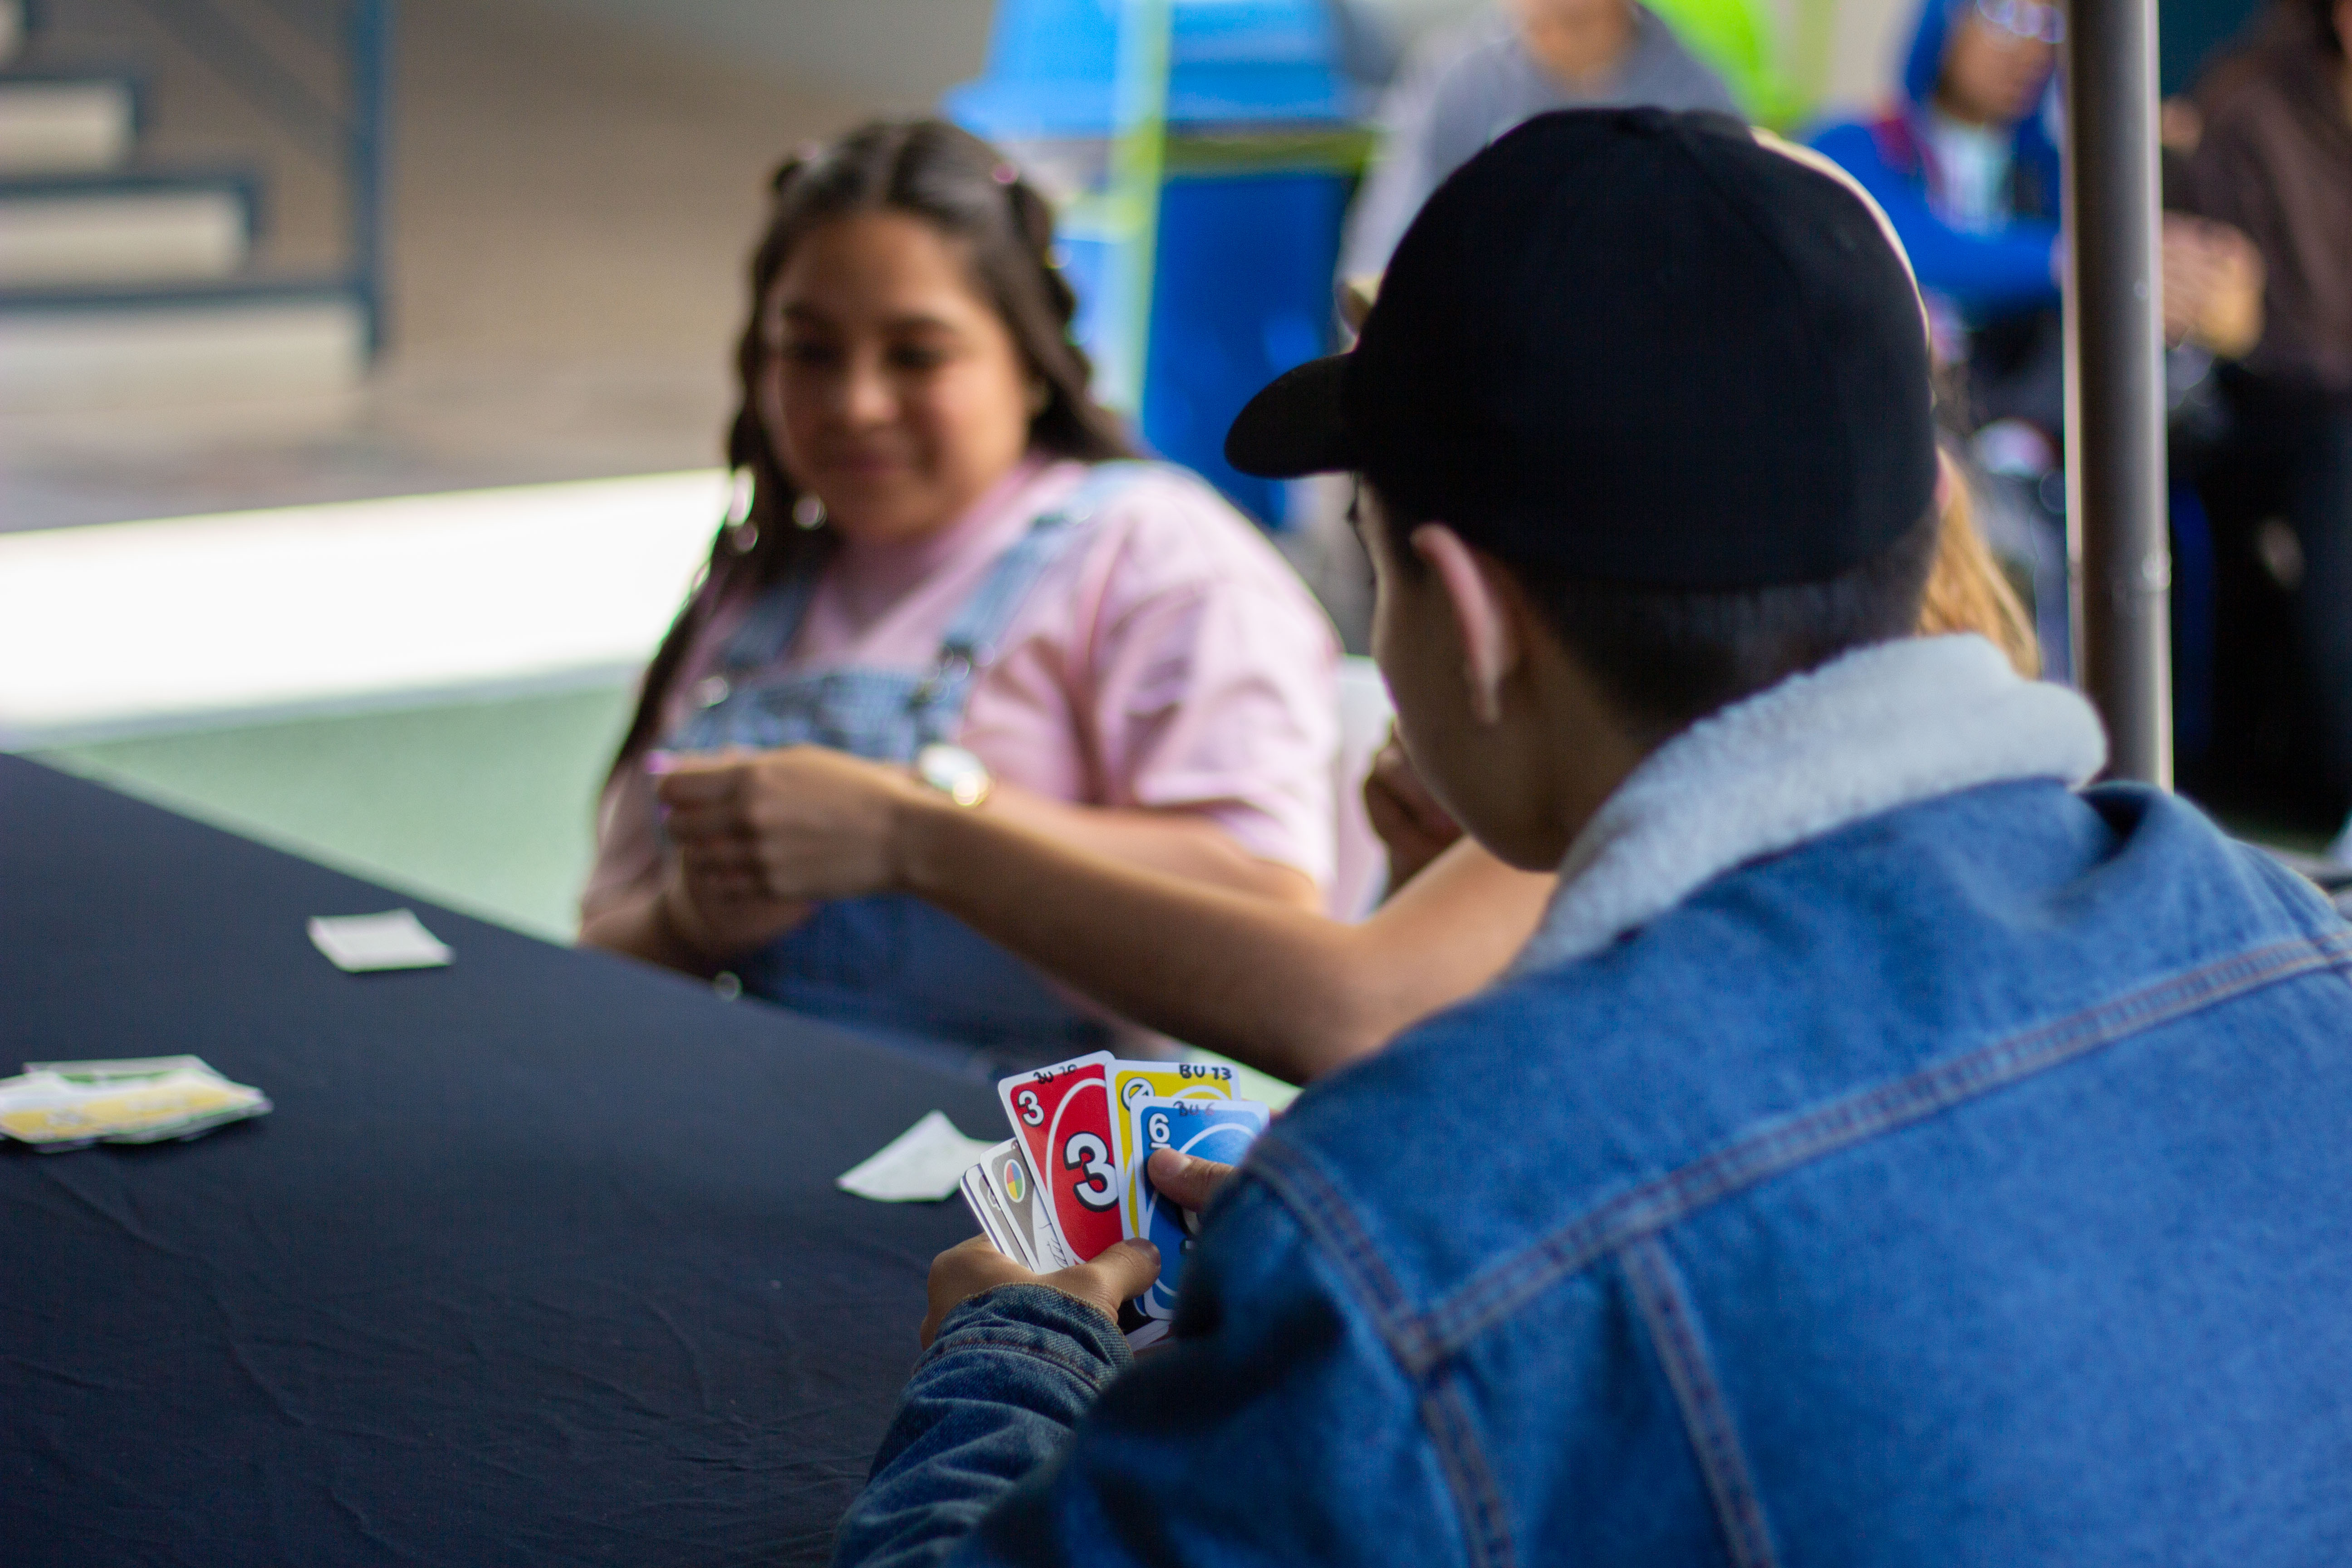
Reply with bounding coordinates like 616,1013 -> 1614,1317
835,639 -> 2352,1567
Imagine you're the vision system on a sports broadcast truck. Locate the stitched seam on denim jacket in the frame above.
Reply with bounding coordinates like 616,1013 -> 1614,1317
1246,1142 -> 1508,1566
1621,1237 -> 1779,1568
1413,927 -> 2352,1361
1249,1139 -> 1436,1363
1420,1373 -> 1520,1568
915,1332 -> 1120,1394
2231,835 -> 2352,941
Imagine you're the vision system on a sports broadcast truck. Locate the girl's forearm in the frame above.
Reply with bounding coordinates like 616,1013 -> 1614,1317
891,802 -> 1552,1082
975,784 -> 1323,908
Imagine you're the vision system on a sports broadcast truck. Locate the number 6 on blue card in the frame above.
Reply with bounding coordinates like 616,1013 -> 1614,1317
1123,1096 -> 1271,1323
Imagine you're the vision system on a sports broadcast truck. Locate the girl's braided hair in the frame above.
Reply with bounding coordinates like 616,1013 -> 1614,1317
608,118 -> 1133,776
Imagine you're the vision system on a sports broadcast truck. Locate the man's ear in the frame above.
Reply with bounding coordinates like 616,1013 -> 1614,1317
1411,523 -> 1523,725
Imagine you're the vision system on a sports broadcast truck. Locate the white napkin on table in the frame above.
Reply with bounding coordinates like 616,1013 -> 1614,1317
836,1110 -> 996,1203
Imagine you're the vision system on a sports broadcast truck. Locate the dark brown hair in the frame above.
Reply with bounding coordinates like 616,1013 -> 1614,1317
608,118 -> 1134,775
2310,0 -> 2346,56
1368,484 -> 1941,747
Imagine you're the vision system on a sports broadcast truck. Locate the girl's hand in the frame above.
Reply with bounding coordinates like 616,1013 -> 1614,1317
657,858 -> 810,963
1362,726 -> 1464,892
657,745 -> 934,904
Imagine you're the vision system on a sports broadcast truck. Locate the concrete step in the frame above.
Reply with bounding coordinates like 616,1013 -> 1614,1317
0,169 -> 254,286
0,73 -> 141,175
0,278 -> 365,410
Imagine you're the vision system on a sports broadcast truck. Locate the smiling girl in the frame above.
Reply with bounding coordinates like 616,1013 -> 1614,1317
578,121 -> 1341,1067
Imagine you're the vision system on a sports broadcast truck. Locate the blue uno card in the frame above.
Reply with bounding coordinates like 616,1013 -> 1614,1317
1124,1097 -> 1271,1322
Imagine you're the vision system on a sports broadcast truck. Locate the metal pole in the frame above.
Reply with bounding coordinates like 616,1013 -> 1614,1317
1105,0 -> 1171,416
2062,0 -> 2171,784
349,0 -> 393,358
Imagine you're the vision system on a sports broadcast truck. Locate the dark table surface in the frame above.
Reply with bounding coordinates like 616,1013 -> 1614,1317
0,755 -> 1004,1566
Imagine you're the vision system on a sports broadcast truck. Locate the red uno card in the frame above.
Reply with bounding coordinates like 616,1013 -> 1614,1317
996,1051 -> 1123,1261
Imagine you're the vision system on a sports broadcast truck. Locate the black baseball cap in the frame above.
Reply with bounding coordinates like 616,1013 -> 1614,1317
1226,108 -> 1937,589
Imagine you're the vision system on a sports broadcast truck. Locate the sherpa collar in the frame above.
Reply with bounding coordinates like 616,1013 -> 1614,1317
1514,634 -> 2108,974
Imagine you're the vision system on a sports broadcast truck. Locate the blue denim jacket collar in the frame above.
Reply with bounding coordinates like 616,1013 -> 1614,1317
1515,632 -> 2108,973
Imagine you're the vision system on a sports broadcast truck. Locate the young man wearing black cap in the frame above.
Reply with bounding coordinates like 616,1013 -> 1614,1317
832,110 -> 2352,1567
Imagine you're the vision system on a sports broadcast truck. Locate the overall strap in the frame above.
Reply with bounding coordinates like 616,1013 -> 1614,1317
900,463 -> 1154,735
932,461 -> 1151,673
713,567 -> 824,675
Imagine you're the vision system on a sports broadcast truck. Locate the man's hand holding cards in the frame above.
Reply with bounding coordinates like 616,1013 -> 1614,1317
952,1051 -> 1269,1348
1123,1097 -> 1269,1326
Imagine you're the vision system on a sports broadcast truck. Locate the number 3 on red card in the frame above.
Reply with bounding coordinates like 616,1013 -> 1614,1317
1016,1089 -> 1044,1126
1063,1132 -> 1117,1210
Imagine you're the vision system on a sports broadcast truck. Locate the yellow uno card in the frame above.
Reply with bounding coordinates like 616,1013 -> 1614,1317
1109,1060 -> 1235,1231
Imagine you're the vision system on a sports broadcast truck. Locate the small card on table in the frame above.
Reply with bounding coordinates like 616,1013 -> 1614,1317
308,910 -> 452,973
0,1055 -> 270,1150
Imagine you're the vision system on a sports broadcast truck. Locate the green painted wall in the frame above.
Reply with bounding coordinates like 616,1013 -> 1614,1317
38,687 -> 636,943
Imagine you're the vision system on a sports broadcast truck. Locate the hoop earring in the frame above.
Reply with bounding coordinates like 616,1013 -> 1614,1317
792,493 -> 828,531
724,469 -> 759,554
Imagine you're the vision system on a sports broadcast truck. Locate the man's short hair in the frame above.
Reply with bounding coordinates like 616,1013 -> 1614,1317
1374,486 -> 1941,744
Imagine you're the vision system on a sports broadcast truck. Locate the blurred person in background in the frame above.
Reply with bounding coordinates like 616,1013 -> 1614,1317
1813,0 -> 2264,681
1338,0 -> 1739,285
685,468 -> 2037,1089
2168,0 -> 2352,847
579,120 -> 1342,1070
1812,0 -> 2068,370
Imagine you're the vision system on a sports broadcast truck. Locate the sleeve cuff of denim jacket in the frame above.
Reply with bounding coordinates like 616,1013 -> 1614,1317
866,1287 -> 1132,1494
920,1284 -> 1136,1388
838,1289 -> 1136,1568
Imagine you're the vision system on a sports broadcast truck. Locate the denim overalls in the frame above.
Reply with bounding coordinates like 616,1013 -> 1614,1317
663,465 -> 1146,1071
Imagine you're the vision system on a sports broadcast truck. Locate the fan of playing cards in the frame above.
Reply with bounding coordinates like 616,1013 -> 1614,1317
960,1051 -> 1271,1348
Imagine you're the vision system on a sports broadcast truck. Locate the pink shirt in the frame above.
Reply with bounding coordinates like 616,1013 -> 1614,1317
582,457 -> 1343,921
